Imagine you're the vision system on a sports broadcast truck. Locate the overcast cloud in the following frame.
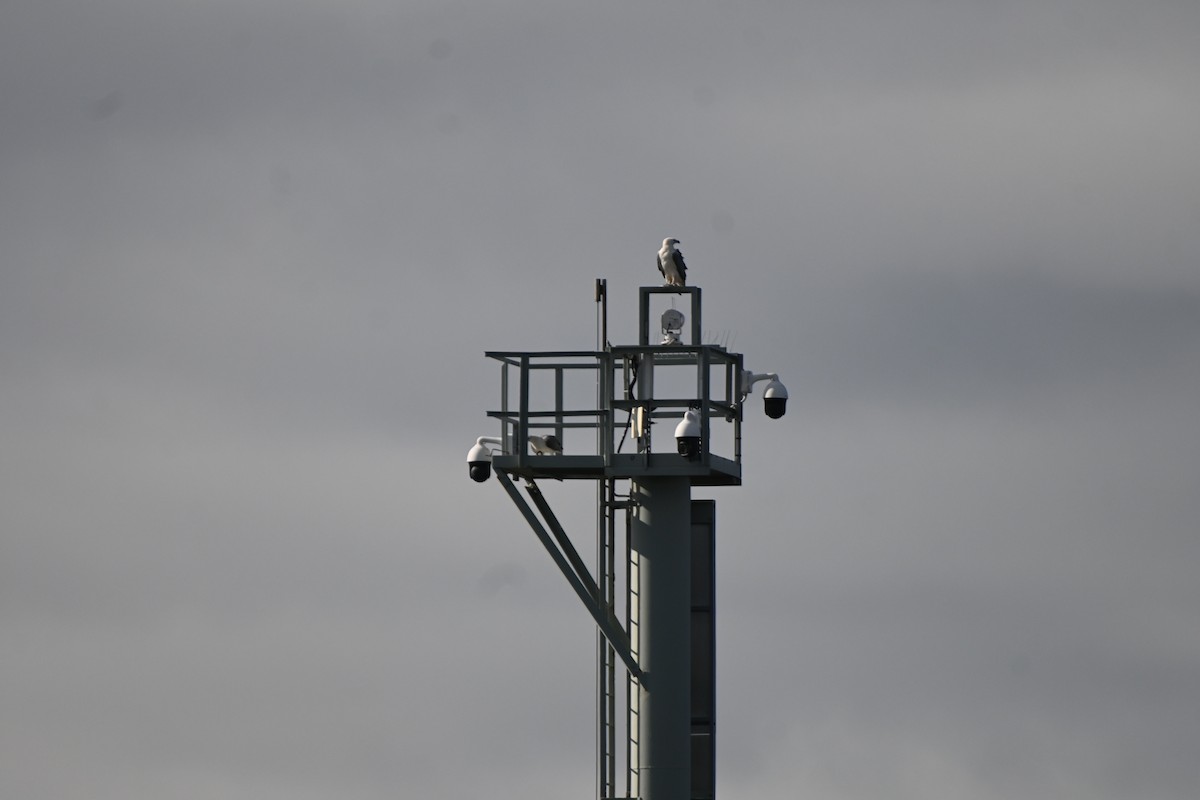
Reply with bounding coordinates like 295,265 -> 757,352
2,1 -> 1199,798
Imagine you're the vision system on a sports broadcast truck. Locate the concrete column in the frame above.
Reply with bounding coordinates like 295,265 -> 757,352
631,476 -> 691,800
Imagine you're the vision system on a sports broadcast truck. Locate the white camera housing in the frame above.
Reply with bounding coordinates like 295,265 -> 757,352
763,378 -> 788,419
675,409 -> 702,461
466,437 -> 502,482
741,371 -> 789,419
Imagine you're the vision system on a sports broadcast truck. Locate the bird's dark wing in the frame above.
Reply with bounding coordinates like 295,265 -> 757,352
671,251 -> 687,283
657,256 -> 666,279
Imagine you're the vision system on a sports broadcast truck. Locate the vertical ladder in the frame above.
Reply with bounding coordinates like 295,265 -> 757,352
626,518 -> 641,800
598,479 -> 617,800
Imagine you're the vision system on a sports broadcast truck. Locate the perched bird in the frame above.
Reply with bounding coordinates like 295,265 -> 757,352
529,434 -> 563,455
657,238 -> 688,287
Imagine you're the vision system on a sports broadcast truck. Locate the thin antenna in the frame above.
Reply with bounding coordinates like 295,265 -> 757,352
595,278 -> 608,349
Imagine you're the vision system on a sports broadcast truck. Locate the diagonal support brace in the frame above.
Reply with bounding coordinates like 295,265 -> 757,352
494,470 -> 641,680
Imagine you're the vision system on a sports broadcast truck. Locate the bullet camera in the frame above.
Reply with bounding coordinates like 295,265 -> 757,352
466,437 -> 502,483
675,409 -> 702,461
763,378 -> 788,419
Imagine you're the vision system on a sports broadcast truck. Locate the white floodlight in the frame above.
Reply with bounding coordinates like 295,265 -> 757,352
661,308 -> 685,345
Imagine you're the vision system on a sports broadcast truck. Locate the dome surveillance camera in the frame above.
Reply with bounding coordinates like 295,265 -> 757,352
741,371 -> 790,419
466,441 -> 494,482
739,369 -> 787,419
675,409 -> 702,461
763,379 -> 788,419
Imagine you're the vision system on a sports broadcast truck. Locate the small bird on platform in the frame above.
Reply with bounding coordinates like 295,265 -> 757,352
529,434 -> 563,455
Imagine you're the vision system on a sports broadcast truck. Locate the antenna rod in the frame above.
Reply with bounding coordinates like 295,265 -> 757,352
595,278 -> 608,349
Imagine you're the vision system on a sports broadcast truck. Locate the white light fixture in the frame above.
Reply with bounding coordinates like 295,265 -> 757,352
661,308 -> 685,345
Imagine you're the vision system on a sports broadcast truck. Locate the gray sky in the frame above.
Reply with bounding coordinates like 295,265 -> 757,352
3,1 -> 1199,797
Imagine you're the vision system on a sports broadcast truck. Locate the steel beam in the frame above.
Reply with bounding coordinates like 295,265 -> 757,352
494,470 -> 641,680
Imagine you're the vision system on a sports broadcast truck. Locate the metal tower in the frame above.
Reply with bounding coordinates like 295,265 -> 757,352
466,280 -> 787,800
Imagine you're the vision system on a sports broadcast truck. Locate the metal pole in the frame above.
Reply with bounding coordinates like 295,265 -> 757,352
630,476 -> 691,800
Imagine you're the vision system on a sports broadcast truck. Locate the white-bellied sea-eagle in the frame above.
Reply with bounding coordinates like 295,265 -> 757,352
657,238 -> 687,287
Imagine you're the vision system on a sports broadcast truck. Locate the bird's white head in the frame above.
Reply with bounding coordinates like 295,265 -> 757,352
662,237 -> 680,249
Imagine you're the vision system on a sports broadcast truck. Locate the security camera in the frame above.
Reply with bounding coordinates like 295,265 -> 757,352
467,442 -> 492,482
675,409 -> 702,461
763,378 -> 788,419
466,437 -> 502,483
741,371 -> 789,420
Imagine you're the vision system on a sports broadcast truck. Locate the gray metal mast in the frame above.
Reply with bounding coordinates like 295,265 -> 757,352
466,280 -> 787,800
629,475 -> 691,799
